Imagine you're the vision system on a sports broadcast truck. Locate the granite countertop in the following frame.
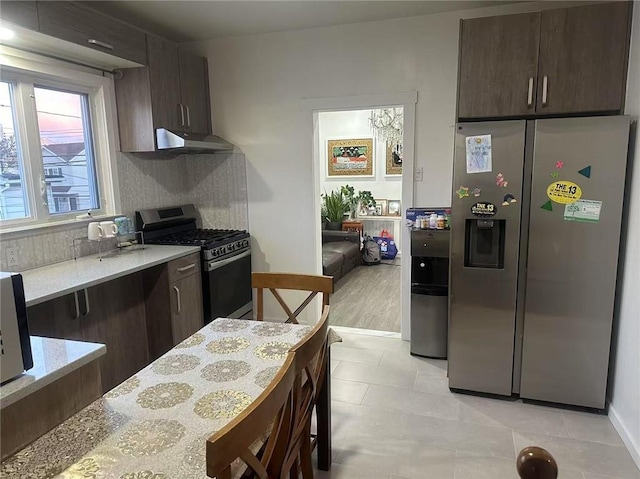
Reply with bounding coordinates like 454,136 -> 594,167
0,336 -> 106,409
21,245 -> 201,307
1,319 -> 316,479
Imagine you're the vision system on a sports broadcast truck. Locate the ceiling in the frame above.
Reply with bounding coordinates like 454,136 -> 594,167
89,1 -> 520,43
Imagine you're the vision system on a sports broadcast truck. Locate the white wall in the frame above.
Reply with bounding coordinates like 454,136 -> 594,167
188,1 -> 553,299
318,110 -> 402,204
609,3 -> 640,468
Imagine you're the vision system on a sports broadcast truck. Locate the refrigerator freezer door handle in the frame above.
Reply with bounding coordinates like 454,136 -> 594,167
542,75 -> 548,106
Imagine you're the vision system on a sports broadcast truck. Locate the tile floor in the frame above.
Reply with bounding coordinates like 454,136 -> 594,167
314,328 -> 639,479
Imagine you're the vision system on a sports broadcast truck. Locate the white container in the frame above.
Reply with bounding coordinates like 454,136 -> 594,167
429,213 -> 437,229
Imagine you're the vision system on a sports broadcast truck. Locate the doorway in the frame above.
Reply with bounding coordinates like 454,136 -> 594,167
317,107 -> 403,333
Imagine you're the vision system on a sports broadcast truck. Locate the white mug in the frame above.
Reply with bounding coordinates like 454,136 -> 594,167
99,221 -> 118,238
88,222 -> 101,241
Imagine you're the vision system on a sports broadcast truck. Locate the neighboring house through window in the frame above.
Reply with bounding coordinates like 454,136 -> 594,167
0,53 -> 119,228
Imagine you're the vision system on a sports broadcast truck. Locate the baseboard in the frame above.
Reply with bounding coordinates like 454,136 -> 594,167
329,325 -> 402,339
609,404 -> 640,469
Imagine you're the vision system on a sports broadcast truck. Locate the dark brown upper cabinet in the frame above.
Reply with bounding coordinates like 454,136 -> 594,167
1,1 -> 39,31
114,35 -> 211,153
536,2 -> 632,115
458,12 -> 541,119
457,2 -> 632,119
37,1 -> 147,66
179,49 -> 210,136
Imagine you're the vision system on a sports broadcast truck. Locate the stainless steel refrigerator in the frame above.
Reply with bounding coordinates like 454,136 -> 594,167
448,116 -> 631,409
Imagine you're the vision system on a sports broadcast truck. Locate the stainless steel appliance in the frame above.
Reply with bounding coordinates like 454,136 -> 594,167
410,228 -> 450,358
0,272 -> 33,383
449,116 -> 631,409
136,205 -> 252,322
155,129 -> 234,153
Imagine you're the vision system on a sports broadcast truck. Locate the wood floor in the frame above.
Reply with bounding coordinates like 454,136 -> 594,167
329,261 -> 401,333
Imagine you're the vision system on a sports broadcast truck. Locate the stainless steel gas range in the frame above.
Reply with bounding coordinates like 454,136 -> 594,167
136,205 -> 252,322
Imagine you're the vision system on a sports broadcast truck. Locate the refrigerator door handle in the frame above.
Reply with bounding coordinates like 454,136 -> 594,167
527,77 -> 534,107
542,75 -> 548,106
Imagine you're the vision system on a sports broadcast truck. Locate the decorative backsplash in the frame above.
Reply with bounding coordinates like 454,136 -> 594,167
0,151 -> 249,272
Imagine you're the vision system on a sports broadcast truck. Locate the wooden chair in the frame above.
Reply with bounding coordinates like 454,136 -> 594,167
252,273 -> 334,324
280,305 -> 331,479
206,353 -> 296,479
517,447 -> 558,479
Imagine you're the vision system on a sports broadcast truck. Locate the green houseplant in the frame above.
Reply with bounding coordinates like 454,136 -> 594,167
322,189 -> 348,230
341,185 -> 376,218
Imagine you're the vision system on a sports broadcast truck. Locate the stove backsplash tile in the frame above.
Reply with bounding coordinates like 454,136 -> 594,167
185,152 -> 248,231
1,151 -> 248,271
118,152 -> 189,215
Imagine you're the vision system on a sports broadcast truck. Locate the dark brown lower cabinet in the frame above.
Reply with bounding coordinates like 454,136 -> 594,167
26,259 -> 204,393
170,271 -> 204,345
82,274 -> 149,393
27,293 -> 84,341
27,273 -> 149,394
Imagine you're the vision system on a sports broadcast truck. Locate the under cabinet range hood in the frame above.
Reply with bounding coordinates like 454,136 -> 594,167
156,128 -> 234,153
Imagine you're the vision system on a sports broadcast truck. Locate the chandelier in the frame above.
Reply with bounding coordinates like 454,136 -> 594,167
369,108 -> 403,146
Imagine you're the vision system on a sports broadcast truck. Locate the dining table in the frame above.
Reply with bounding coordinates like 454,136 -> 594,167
1,318 -> 336,478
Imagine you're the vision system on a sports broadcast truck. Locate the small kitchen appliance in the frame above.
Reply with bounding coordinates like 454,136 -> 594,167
136,205 -> 252,322
0,272 -> 33,383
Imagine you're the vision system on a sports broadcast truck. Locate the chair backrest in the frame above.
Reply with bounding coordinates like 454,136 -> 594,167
252,272 -> 334,324
206,353 -> 296,479
280,305 -> 330,477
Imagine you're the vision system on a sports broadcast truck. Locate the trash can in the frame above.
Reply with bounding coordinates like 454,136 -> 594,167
410,284 -> 448,358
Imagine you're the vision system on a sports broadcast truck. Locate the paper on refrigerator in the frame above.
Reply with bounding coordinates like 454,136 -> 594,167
465,134 -> 492,174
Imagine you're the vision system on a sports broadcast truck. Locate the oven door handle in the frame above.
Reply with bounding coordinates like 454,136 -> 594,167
206,249 -> 251,271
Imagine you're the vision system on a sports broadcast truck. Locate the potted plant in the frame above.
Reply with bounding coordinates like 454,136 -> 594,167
322,189 -> 348,230
341,184 -> 376,218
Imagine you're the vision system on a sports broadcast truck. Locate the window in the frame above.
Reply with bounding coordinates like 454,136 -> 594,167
0,54 -> 119,229
0,81 -> 28,220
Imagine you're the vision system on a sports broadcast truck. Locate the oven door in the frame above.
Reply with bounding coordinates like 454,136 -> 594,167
202,250 -> 252,322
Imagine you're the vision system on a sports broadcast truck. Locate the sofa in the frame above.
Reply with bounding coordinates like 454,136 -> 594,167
322,230 -> 361,283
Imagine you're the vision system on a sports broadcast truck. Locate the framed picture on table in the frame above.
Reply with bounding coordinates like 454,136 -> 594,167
387,200 -> 401,216
375,199 -> 388,216
327,138 -> 374,177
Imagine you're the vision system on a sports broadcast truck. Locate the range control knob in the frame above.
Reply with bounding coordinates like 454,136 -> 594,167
243,240 -> 250,248
228,243 -> 235,252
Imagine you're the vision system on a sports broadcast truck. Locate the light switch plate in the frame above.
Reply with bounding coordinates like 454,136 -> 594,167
414,167 -> 424,182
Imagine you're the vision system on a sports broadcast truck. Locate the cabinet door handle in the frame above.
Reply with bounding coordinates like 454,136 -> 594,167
542,75 -> 548,106
178,104 -> 185,127
185,105 -> 191,128
72,291 -> 80,320
84,288 -> 90,315
527,77 -> 534,107
177,263 -> 196,273
173,285 -> 181,313
88,39 -> 114,50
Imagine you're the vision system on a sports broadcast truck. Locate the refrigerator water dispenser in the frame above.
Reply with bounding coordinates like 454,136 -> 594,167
464,219 -> 505,269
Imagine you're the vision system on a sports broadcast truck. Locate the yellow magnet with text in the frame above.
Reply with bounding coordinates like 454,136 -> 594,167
546,180 -> 582,204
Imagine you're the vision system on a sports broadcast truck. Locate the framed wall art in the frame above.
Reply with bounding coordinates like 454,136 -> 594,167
327,138 -> 374,177
386,142 -> 402,176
